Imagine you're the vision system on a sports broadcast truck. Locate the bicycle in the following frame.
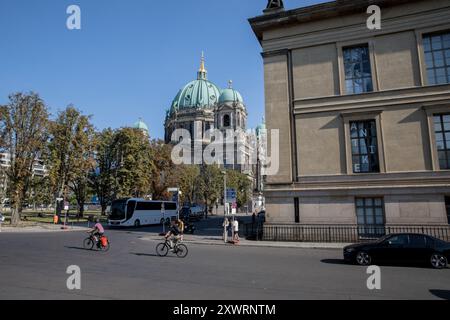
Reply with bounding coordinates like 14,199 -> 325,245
156,238 -> 188,258
83,232 -> 110,252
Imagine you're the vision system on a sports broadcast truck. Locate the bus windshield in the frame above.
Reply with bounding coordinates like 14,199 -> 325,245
110,200 -> 128,220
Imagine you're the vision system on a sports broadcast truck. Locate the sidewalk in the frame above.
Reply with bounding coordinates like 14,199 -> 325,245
0,223 -> 90,233
139,233 -> 349,249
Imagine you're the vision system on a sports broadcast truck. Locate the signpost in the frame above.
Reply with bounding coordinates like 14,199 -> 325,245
161,202 -> 166,235
226,188 -> 237,204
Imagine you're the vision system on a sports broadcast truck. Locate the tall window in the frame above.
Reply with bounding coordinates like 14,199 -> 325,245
434,114 -> 450,170
350,120 -> 380,173
356,198 -> 385,237
445,197 -> 450,224
423,32 -> 450,85
343,45 -> 373,94
223,114 -> 231,127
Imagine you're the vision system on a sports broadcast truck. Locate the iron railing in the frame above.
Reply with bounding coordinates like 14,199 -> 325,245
244,223 -> 450,243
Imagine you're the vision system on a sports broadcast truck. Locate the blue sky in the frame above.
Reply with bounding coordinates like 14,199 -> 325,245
0,0 -> 327,139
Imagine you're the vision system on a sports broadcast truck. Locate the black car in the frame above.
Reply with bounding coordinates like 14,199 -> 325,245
343,233 -> 450,269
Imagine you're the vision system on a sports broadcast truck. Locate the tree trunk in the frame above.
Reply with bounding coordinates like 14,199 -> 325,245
78,202 -> 84,218
101,203 -> 107,216
10,204 -> 20,225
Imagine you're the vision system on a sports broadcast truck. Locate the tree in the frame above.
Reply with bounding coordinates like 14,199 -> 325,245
148,140 -> 175,200
0,92 -> 49,225
176,165 -> 200,205
198,165 -> 223,216
28,175 -> 53,211
90,129 -> 116,215
111,127 -> 153,199
48,106 -> 95,217
226,170 -> 252,209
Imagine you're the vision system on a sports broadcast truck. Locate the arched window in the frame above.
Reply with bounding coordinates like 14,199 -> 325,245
223,114 -> 231,127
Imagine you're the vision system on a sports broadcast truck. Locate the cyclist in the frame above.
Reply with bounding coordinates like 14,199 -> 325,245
89,218 -> 105,247
165,219 -> 181,249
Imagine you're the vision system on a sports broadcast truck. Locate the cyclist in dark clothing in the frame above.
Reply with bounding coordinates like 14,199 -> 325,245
165,220 -> 181,249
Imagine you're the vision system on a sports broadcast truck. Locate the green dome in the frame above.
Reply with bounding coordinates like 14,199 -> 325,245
256,117 -> 266,135
219,88 -> 244,104
169,54 -> 222,115
173,79 -> 221,111
133,119 -> 149,132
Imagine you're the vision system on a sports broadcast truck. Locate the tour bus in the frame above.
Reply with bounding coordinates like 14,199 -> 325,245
108,198 -> 178,227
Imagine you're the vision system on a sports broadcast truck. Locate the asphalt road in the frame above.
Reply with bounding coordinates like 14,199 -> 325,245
0,226 -> 449,300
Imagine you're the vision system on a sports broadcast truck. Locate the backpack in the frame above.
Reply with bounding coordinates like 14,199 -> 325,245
179,220 -> 185,232
100,236 -> 108,247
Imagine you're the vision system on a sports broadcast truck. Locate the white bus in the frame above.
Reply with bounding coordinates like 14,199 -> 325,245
108,198 -> 178,227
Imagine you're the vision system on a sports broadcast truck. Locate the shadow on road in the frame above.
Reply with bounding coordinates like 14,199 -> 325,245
65,246 -> 92,251
429,289 -> 450,300
130,252 -> 176,258
321,259 -> 350,265
321,258 -> 436,270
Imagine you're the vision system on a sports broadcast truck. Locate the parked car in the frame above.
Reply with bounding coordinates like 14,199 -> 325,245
181,205 -> 204,221
190,205 -> 205,220
343,233 -> 450,269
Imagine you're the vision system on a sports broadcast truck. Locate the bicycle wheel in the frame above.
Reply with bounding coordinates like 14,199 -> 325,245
175,244 -> 188,258
83,237 -> 94,250
156,243 -> 169,257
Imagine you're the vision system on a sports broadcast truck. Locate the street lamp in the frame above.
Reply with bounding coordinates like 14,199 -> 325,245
221,171 -> 228,243
221,171 -> 227,216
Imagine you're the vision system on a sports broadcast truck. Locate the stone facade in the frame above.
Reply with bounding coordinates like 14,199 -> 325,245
249,0 -> 450,227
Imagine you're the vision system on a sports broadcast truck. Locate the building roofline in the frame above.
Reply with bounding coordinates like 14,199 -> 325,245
248,0 -> 424,43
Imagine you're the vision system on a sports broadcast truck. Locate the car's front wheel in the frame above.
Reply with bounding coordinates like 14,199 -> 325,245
355,251 -> 372,266
430,253 -> 448,269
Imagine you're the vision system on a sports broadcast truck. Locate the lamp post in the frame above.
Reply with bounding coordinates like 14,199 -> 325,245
222,171 -> 227,216
222,171 -> 227,243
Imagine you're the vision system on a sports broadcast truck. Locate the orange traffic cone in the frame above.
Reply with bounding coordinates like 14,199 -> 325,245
53,215 -> 59,224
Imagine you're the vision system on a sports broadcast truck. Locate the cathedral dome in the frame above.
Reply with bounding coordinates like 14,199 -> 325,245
219,88 -> 244,104
219,80 -> 244,104
174,79 -> 221,110
170,54 -> 221,114
256,117 -> 266,136
133,118 -> 149,132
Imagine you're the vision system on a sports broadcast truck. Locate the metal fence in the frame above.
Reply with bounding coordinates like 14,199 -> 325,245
244,223 -> 450,243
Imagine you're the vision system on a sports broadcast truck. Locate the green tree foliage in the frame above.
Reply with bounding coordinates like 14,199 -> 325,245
225,169 -> 252,209
90,129 -> 116,215
176,165 -> 200,205
48,106 -> 95,217
0,92 -> 49,225
112,127 -> 153,199
148,140 -> 175,200
198,165 -> 223,214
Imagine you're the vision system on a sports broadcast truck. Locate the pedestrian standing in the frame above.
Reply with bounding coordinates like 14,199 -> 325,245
233,219 -> 239,242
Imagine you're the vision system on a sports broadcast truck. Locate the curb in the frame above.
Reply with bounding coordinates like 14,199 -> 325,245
139,236 -> 349,250
0,225 -> 90,233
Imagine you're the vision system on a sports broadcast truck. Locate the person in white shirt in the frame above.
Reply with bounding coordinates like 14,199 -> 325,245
233,219 -> 239,241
